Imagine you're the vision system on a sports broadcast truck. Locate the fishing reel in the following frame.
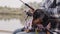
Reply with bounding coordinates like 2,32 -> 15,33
26,11 -> 33,16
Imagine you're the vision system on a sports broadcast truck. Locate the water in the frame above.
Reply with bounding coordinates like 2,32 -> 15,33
0,18 -> 24,34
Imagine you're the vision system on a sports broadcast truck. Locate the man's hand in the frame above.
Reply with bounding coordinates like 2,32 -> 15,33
24,29 -> 30,33
46,23 -> 51,30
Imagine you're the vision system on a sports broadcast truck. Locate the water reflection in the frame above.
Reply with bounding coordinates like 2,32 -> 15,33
0,18 -> 24,31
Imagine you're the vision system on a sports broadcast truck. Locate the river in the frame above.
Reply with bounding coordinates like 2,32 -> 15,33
0,18 -> 24,34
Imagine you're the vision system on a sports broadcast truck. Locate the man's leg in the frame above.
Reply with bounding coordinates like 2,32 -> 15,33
13,28 -> 25,34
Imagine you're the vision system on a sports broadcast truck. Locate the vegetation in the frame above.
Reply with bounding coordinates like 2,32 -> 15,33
0,2 -> 41,24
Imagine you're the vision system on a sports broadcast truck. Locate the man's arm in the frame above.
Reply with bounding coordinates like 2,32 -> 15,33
41,0 -> 54,8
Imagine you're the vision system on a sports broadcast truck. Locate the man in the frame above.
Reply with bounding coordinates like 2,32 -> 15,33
13,0 -> 60,34
30,0 -> 60,33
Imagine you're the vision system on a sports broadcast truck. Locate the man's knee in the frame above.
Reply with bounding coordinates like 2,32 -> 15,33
13,28 -> 23,34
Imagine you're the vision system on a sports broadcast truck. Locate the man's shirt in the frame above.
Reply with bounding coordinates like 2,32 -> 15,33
24,17 -> 33,30
41,0 -> 60,18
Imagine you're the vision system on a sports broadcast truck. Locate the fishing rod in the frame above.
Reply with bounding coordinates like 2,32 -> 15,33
19,0 -> 35,11
19,0 -> 34,22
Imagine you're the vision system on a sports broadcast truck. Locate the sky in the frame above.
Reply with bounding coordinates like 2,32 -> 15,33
0,0 -> 42,8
